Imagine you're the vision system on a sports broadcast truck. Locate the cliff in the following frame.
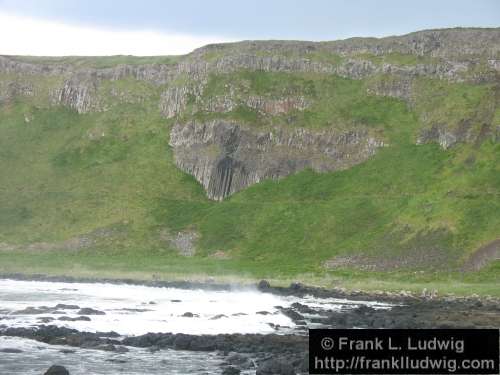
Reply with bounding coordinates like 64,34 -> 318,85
0,28 -> 499,275
169,120 -> 384,200
1,27 -> 499,200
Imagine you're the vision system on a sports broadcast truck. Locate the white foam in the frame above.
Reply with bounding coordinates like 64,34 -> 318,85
0,279 -> 392,336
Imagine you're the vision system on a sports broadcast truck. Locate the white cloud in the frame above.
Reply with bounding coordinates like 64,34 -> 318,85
0,11 -> 235,56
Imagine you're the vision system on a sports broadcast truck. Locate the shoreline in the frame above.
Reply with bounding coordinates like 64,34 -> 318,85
1,273 -> 499,375
1,272 -> 498,304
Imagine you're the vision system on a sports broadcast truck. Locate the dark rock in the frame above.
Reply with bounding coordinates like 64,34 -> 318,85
354,304 -> 376,315
210,314 -> 227,320
55,304 -> 80,310
96,331 -> 120,338
97,344 -> 118,351
181,312 -> 198,317
0,348 -> 23,353
43,365 -> 70,375
121,308 -> 152,312
173,334 -> 192,350
257,357 -> 296,375
148,345 -> 161,353
58,316 -> 91,322
106,358 -> 127,364
189,335 -> 217,351
258,280 -> 271,290
77,308 -> 105,315
222,366 -> 241,375
12,306 -> 52,315
256,311 -> 271,315
226,353 -> 254,369
290,302 -> 317,314
38,317 -> 55,323
294,352 -> 309,373
170,121 -> 383,201
114,346 -> 129,353
1,324 -> 308,355
59,349 -> 76,354
289,282 -> 304,291
171,299 -> 181,303
279,308 -> 304,322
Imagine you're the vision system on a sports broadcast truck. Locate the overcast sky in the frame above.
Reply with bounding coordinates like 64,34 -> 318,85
0,0 -> 499,56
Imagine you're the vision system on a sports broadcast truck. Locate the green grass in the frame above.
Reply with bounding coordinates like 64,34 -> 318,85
412,78 -> 496,134
0,69 -> 498,296
198,71 -> 418,138
0,251 -> 498,297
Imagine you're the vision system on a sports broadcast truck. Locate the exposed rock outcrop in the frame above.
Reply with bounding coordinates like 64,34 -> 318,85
159,84 -> 203,118
245,96 -> 309,115
203,95 -> 237,113
462,239 -> 500,271
160,86 -> 190,118
0,28 -> 498,201
54,78 -> 99,114
169,120 -> 384,200
1,28 -> 499,115
191,28 -> 500,60
366,75 -> 414,100
415,121 -> 488,149
0,81 -> 35,103
167,230 -> 199,256
200,95 -> 310,115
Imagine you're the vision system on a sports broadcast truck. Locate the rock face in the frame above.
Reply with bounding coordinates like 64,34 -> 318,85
415,122 -> 494,150
169,120 -> 384,200
1,28 -> 499,200
160,84 -> 203,118
55,79 -> 98,114
1,28 -> 499,109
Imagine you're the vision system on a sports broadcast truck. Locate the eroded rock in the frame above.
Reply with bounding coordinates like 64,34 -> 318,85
169,120 -> 384,200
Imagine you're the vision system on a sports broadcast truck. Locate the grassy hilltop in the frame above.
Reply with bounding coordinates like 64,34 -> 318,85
0,29 -> 499,296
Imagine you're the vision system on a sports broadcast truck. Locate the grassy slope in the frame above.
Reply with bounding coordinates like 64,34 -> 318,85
0,70 -> 498,296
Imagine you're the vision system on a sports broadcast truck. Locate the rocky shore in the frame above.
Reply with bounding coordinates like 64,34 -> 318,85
1,274 -> 499,374
2,296 -> 499,374
1,272 -> 498,304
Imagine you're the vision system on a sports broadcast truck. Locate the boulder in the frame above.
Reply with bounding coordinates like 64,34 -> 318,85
258,280 -> 271,290
77,308 -> 105,315
289,282 -> 303,291
44,365 -> 70,375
